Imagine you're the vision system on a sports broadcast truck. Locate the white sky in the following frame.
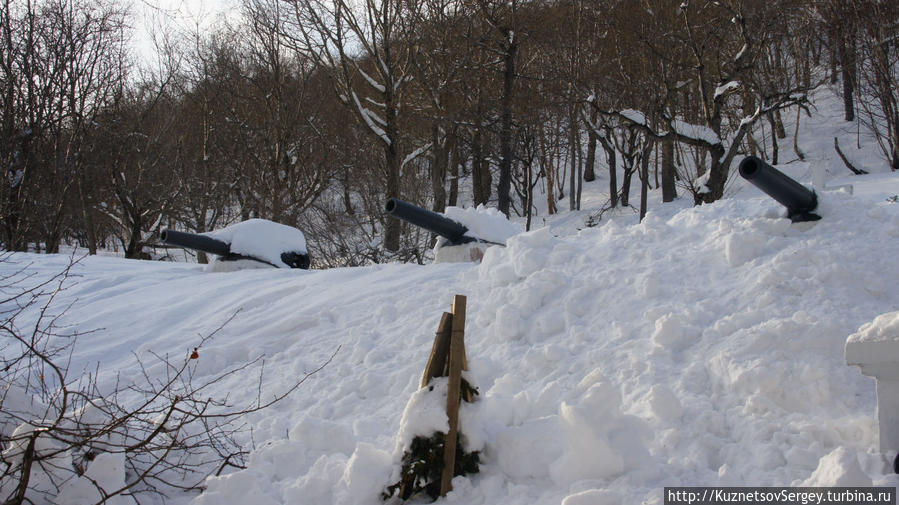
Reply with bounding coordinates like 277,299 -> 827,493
129,0 -> 241,66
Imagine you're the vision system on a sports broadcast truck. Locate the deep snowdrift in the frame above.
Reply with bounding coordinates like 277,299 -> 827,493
5,180 -> 899,505
3,87 -> 899,505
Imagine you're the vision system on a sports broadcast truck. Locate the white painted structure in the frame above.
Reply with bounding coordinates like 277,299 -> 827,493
845,311 -> 899,456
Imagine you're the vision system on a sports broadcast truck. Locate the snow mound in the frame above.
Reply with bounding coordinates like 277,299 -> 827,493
442,205 -> 524,245
57,453 -> 129,505
435,206 -> 525,263
549,380 -> 652,486
801,447 -> 872,487
847,311 -> 899,344
6,86 -> 899,505
395,378 -> 452,450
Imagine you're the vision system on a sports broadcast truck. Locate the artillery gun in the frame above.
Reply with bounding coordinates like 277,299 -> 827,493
384,198 -> 508,263
161,219 -> 310,270
738,156 -> 821,222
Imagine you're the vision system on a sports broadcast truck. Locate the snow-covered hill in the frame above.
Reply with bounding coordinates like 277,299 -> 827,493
3,86 -> 899,505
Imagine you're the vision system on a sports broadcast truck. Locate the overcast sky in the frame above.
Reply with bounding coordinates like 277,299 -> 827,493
129,0 -> 241,66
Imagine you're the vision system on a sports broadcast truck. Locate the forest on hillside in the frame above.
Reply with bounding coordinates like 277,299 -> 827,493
1,0 -> 897,266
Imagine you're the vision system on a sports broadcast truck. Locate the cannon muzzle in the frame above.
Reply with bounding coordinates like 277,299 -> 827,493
738,156 -> 821,222
385,198 -> 475,245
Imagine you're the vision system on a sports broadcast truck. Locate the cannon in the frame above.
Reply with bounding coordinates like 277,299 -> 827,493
738,155 -> 821,222
160,224 -> 310,270
385,198 -> 477,245
385,198 -> 516,263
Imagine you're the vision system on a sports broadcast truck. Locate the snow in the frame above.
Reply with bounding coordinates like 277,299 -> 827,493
4,86 -> 899,505
847,311 -> 899,344
351,91 -> 391,145
619,109 -> 720,144
57,452 -> 129,505
357,67 -> 386,94
433,206 -> 522,263
801,447 -> 872,487
442,205 -> 524,245
203,218 -> 307,268
620,108 -> 647,125
714,80 -> 740,100
844,312 -> 899,369
670,117 -> 720,144
396,378 -> 452,449
401,142 -> 432,172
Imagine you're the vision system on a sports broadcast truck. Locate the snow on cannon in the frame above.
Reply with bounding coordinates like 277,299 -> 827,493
738,155 -> 821,222
385,198 -> 520,263
161,219 -> 310,271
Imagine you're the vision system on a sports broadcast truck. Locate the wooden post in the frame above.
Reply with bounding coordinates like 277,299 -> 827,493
440,295 -> 466,496
421,312 -> 453,388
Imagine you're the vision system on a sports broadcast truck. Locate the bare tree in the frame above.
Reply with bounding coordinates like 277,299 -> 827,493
92,77 -> 184,259
227,0 -> 334,225
851,0 -> 899,170
405,0 -> 469,215
469,0 -> 520,216
0,254 -> 336,504
0,0 -> 127,253
284,0 -> 418,252
588,0 -> 809,204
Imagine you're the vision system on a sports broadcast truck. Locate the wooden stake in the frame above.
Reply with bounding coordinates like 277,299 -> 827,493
421,312 -> 453,388
440,295 -> 466,497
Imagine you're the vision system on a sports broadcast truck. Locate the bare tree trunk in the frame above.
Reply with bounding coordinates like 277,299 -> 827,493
829,24 -> 839,85
430,123 -> 448,214
449,146 -> 459,206
525,157 -> 533,231
661,140 -> 677,202
774,109 -> 787,139
342,166 -> 355,215
125,214 -> 144,259
600,135 -> 617,208
767,112 -> 779,165
620,164 -> 633,207
584,122 -> 597,182
697,145 -> 728,204
497,40 -> 517,216
384,143 -> 401,252
568,107 -> 577,211
472,113 -> 490,206
575,126 -> 583,210
793,106 -> 806,161
540,128 -> 556,216
839,26 -> 856,122
639,142 -> 650,221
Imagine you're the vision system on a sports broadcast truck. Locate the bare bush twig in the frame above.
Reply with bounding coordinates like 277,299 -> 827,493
0,255 -> 336,505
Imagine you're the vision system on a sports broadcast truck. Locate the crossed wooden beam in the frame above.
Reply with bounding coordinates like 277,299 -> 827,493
420,294 -> 474,497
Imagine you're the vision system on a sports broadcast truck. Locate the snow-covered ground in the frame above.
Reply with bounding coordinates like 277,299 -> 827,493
3,86 -> 899,505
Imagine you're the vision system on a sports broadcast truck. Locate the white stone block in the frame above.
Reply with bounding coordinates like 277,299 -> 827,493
845,311 -> 899,455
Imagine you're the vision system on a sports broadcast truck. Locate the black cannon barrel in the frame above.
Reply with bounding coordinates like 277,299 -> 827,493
160,229 -> 231,257
385,198 -> 473,245
738,156 -> 821,222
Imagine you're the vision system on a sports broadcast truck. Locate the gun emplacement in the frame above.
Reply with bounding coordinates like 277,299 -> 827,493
385,198 -> 476,246
160,223 -> 310,269
738,156 -> 821,222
